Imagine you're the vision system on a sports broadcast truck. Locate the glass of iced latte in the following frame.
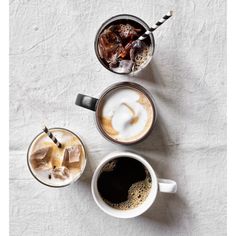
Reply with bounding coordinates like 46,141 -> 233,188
27,128 -> 87,187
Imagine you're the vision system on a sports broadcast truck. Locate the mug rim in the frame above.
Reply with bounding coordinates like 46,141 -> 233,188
26,127 -> 87,188
95,82 -> 157,145
94,14 -> 155,75
91,151 -> 158,218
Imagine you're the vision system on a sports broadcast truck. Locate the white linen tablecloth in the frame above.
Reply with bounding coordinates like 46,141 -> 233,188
10,0 -> 226,235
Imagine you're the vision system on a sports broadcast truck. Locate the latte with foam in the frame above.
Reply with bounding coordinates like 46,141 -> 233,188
27,128 -> 86,187
98,86 -> 154,143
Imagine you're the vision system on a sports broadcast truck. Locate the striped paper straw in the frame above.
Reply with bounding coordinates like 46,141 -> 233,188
43,126 -> 62,148
138,11 -> 173,41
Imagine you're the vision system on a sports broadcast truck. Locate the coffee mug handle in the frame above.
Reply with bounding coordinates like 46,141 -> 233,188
75,94 -> 98,111
158,178 -> 177,193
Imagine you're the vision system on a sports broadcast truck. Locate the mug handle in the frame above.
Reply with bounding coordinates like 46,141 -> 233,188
75,94 -> 98,111
158,178 -> 177,193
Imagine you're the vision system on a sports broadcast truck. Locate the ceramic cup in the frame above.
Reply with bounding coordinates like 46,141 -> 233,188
75,82 -> 157,145
91,151 -> 177,218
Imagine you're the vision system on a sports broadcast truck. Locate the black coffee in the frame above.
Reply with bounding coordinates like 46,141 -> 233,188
97,157 -> 152,210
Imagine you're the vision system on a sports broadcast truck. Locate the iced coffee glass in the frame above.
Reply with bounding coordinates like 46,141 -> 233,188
94,14 -> 155,75
27,128 -> 87,188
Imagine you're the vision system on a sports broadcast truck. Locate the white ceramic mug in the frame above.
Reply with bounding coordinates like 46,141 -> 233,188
91,151 -> 177,218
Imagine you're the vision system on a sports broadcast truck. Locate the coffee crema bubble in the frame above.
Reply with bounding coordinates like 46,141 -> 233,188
28,128 -> 86,187
97,157 -> 152,210
99,87 -> 154,143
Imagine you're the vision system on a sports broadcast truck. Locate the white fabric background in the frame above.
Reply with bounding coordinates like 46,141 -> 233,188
10,0 -> 226,235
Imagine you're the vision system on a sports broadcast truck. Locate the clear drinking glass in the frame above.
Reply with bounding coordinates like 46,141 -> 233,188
94,14 -> 155,75
27,127 -> 87,188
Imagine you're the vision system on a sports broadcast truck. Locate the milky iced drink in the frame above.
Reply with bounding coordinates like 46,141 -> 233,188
28,128 -> 86,187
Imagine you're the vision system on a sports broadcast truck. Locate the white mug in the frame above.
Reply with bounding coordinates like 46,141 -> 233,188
91,151 -> 177,218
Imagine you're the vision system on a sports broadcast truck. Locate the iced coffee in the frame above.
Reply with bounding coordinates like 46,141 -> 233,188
27,128 -> 86,187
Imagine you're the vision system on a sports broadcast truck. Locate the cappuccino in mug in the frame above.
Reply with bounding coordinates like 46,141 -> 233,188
75,82 -> 156,145
99,87 -> 154,143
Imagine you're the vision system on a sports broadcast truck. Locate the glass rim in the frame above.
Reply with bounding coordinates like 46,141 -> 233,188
94,14 -> 155,75
26,127 -> 87,188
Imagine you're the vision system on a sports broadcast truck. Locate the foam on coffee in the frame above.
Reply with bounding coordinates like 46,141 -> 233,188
107,176 -> 152,210
133,44 -> 151,71
99,87 -> 154,143
28,128 -> 86,186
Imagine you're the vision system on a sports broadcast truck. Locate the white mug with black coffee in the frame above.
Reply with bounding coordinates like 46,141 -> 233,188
91,151 -> 177,218
75,82 -> 156,145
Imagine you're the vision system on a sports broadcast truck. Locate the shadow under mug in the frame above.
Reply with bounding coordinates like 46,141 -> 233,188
91,151 -> 177,218
75,82 -> 157,145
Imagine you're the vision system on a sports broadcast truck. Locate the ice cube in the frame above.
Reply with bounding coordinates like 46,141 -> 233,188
30,147 -> 52,170
98,26 -> 122,61
117,24 -> 141,40
132,40 -> 142,49
62,145 -> 81,169
52,166 -> 70,180
111,60 -> 134,74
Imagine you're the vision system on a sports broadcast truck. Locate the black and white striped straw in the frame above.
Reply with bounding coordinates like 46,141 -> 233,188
138,11 -> 173,41
42,126 -> 62,148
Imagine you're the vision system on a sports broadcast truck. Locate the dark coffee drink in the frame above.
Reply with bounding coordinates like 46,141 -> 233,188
97,157 -> 152,210
95,15 -> 155,74
97,19 -> 152,74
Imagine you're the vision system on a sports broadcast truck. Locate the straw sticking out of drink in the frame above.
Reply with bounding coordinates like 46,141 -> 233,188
42,126 -> 62,148
122,10 -> 173,57
138,11 -> 173,41
97,11 -> 173,74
